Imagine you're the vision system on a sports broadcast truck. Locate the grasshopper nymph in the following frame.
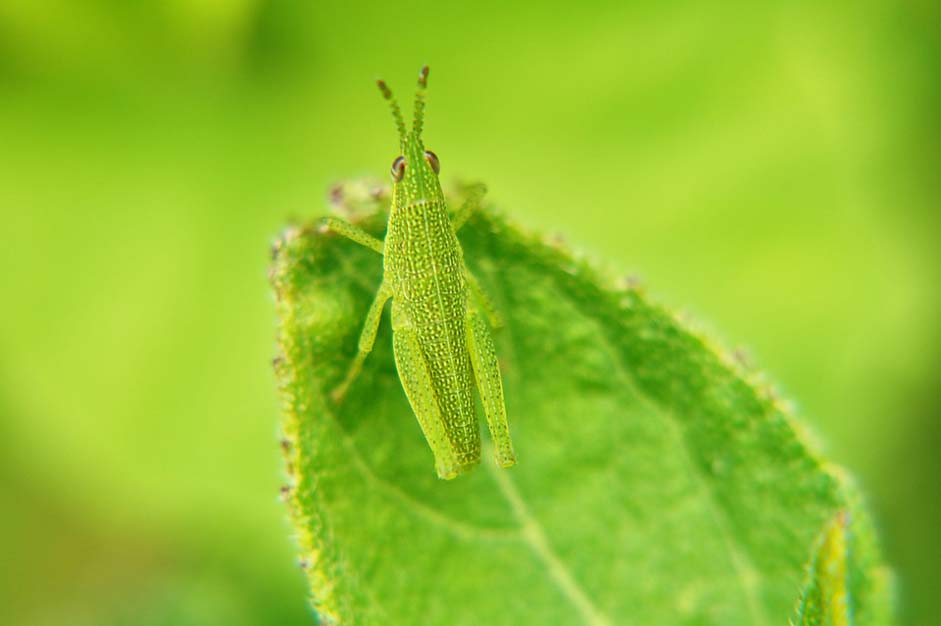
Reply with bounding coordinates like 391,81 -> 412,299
323,66 -> 516,479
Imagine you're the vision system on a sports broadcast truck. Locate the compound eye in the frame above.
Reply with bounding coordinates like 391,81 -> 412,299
424,150 -> 440,174
391,156 -> 406,181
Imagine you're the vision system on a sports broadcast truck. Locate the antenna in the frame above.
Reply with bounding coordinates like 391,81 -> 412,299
376,78 -> 406,144
413,65 -> 429,136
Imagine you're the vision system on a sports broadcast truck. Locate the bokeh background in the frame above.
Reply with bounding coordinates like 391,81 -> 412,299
0,1 -> 937,624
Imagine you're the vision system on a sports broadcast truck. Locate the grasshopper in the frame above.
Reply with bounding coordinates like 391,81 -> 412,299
323,66 -> 516,479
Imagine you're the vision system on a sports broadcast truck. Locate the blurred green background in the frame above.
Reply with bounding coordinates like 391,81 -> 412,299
0,1 -> 937,624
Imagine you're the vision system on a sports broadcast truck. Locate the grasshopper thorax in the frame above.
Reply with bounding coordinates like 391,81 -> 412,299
377,66 -> 444,211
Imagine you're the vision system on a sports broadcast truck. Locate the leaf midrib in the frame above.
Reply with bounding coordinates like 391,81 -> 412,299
477,229 -> 773,626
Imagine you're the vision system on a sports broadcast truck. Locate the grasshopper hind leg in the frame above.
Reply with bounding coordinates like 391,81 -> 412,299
392,307 -> 478,479
465,306 -> 516,468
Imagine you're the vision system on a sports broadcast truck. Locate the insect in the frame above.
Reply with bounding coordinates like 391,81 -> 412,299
322,66 -> 516,479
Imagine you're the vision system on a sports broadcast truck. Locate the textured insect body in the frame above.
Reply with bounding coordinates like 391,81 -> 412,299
385,139 -> 479,471
325,66 -> 515,478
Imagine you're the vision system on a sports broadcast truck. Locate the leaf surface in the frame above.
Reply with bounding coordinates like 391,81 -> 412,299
271,183 -> 892,626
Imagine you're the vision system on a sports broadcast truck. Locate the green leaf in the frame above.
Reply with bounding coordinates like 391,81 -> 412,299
270,181 -> 893,626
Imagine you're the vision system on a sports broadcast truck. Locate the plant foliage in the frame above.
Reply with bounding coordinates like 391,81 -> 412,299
271,182 -> 892,626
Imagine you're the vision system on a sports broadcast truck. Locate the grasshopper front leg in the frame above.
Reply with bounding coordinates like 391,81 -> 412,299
320,215 -> 389,402
450,182 -> 486,232
319,216 -> 385,254
331,283 -> 391,403
465,271 -> 516,468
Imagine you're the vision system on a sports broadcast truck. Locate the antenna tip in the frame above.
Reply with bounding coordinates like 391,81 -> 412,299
377,79 -> 392,99
418,65 -> 429,88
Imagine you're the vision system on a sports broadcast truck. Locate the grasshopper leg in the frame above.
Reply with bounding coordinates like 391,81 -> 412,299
464,268 -> 503,330
465,303 -> 516,469
331,283 -> 391,403
450,182 -> 486,232
391,305 -> 472,479
319,216 -> 384,254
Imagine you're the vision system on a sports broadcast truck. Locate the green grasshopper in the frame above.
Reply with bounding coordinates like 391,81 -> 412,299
322,66 -> 516,479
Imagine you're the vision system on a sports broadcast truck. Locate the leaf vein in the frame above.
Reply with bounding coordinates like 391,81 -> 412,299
330,407 -> 521,542
584,304 -> 773,626
476,258 -> 613,626
485,454 -> 613,626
